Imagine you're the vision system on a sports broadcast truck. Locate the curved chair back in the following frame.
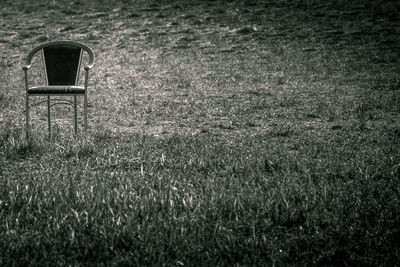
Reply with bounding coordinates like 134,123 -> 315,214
24,41 -> 95,86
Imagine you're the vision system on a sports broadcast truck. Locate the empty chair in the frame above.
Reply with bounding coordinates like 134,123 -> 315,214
22,41 -> 95,139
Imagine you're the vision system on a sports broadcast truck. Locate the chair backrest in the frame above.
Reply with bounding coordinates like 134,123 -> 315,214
43,45 -> 82,86
25,41 -> 95,86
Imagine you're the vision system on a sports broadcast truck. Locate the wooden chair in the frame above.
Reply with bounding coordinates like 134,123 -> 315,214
23,41 -> 95,139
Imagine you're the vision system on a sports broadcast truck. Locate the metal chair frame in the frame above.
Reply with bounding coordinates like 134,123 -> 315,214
22,41 -> 95,139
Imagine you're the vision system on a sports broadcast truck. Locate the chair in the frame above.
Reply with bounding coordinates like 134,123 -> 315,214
22,41 -> 95,139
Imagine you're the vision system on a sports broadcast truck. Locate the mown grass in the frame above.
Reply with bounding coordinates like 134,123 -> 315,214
1,0 -> 400,265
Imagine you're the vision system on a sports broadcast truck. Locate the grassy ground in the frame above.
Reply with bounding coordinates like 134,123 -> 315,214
1,0 -> 400,265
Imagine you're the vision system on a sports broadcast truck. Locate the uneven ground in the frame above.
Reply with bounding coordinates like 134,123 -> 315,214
1,0 -> 400,265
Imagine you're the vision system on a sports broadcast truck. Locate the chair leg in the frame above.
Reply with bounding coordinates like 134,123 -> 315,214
74,95 -> 78,135
25,94 -> 30,140
84,93 -> 88,131
47,96 -> 51,140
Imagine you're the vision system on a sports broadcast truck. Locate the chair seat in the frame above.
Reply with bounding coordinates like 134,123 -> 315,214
28,86 -> 85,95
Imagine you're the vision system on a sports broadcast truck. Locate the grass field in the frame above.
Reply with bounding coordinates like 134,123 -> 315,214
1,0 -> 400,265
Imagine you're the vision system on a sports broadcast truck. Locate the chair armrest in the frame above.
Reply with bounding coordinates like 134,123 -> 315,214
84,65 -> 94,71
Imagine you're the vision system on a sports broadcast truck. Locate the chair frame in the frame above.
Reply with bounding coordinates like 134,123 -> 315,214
22,41 -> 95,139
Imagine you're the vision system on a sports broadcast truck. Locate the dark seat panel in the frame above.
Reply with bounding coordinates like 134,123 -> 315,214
28,86 -> 85,95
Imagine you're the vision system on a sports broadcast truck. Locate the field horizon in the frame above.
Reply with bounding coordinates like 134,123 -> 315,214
1,0 -> 400,265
